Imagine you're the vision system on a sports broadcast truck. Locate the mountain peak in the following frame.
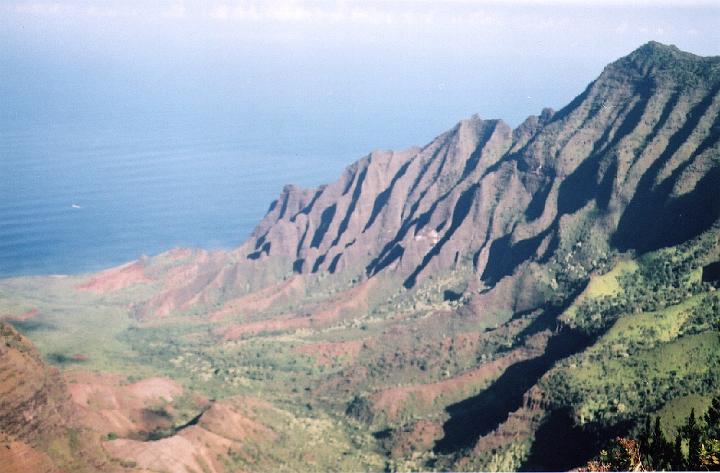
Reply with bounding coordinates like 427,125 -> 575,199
600,41 -> 719,88
634,40 -> 681,55
624,41 -> 694,66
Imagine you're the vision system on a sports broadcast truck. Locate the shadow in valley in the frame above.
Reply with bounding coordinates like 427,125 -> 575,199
433,310 -> 592,454
522,408 -> 597,471
8,318 -> 55,333
520,408 -> 631,471
512,283 -> 587,345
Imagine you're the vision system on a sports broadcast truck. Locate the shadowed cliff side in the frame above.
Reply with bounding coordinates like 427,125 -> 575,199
130,42 -> 720,322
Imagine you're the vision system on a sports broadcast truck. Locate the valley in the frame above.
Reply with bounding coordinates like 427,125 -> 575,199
1,42 -> 719,472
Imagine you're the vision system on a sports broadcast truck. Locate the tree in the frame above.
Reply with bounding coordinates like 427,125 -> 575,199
649,416 -> 671,469
671,434 -> 685,471
587,395 -> 720,471
345,395 -> 373,423
639,416 -> 652,458
701,439 -> 720,470
705,395 -> 720,440
685,408 -> 702,470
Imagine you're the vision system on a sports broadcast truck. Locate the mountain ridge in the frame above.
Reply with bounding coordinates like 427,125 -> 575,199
126,41 -> 720,323
2,41 -> 720,472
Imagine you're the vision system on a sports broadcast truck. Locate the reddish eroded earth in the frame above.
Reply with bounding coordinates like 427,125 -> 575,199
76,261 -> 152,294
0,434 -> 59,473
221,313 -> 311,340
308,278 -> 377,323
208,276 -> 305,321
370,331 -> 550,422
135,250 -> 229,319
369,350 -> 528,421
103,397 -> 277,473
65,371 -> 185,437
104,428 -> 230,473
62,366 -> 280,473
221,278 -> 376,340
63,370 -> 281,473
451,387 -> 549,470
0,308 -> 38,322
383,419 -> 444,459
295,339 -> 365,366
0,323 -> 127,472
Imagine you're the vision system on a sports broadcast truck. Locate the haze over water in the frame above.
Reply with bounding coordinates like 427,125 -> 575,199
0,120 -> 360,276
1,0 -> 718,277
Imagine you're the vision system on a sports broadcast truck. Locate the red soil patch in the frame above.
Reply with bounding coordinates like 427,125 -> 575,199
66,371 -> 183,437
0,308 -> 38,322
371,347 -> 543,421
104,426 -> 231,473
455,390 -> 550,469
163,248 -> 194,261
103,396 -> 276,473
180,263 -> 240,311
221,279 -> 376,340
208,276 -> 305,321
162,251 -> 210,289
386,419 -> 444,459
76,261 -> 151,294
0,435 -> 57,473
295,339 -> 365,366
197,398 -> 275,441
138,251 -> 227,318
140,292 -> 177,319
309,278 -> 377,323
222,314 -> 310,340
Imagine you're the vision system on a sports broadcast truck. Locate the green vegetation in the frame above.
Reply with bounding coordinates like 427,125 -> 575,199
0,276 -> 158,376
565,230 -> 716,334
587,397 -> 720,471
1,41 -> 720,472
1,225 -> 718,471
537,227 -> 720,470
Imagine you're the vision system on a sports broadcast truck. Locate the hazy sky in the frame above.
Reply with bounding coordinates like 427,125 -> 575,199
2,0 -> 719,152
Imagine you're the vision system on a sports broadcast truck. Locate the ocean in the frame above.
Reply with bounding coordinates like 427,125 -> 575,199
0,119 -> 359,278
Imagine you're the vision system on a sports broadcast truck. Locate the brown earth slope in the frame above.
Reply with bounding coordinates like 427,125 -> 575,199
0,322 -> 125,473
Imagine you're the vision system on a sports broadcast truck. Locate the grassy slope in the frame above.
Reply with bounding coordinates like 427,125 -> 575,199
543,227 -> 720,446
562,259 -> 639,319
459,229 -> 720,471
0,276 -> 151,375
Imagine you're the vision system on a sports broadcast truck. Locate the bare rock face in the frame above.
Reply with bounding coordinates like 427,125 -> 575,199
135,42 -> 720,319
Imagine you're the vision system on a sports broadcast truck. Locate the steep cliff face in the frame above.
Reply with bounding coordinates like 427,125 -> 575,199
136,42 -> 720,320
258,42 -> 720,283
249,116 -> 514,283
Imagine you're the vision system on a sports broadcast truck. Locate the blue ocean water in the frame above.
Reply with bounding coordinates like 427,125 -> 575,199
0,120 -> 358,278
